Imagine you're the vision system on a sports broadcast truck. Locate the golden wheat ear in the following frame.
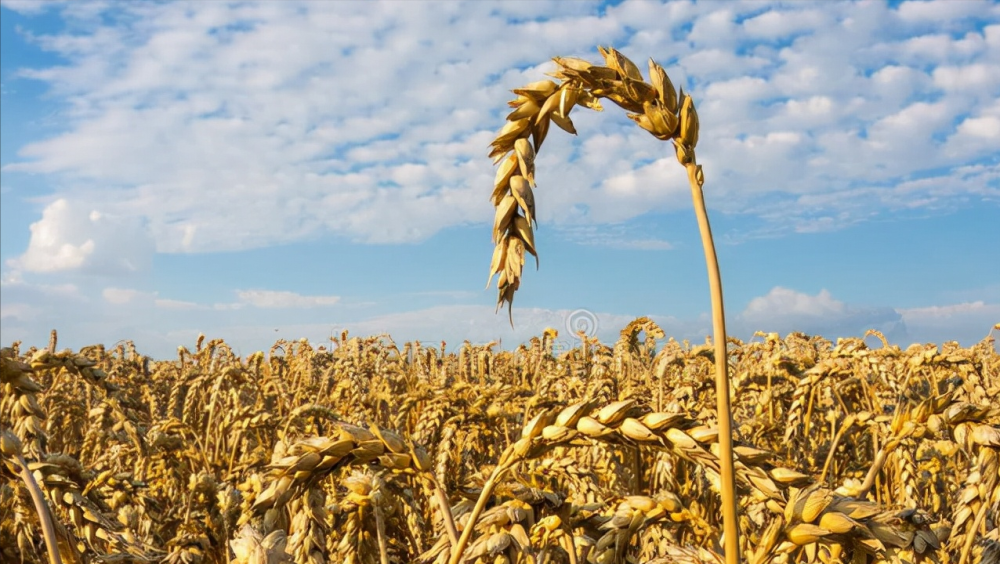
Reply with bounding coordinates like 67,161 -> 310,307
487,46 -> 692,326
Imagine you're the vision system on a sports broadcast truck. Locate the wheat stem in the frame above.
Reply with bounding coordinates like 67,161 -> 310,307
857,443 -> 893,499
563,533 -> 580,564
447,456 -> 514,564
375,503 -> 390,564
429,476 -> 460,547
819,418 -> 852,484
685,162 -> 740,564
14,450 -> 64,564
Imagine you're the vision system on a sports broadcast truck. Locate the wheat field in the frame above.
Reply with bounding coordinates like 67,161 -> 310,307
2,322 -> 997,564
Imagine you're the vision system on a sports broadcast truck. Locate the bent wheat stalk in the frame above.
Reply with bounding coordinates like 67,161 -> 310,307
486,45 -> 741,564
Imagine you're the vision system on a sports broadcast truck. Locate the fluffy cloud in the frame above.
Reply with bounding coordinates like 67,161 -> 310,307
0,273 -> 88,347
0,303 -> 36,321
738,287 -> 908,342
236,290 -> 341,309
102,287 -> 154,305
1,0 -> 997,254
735,287 -> 999,347
154,298 -> 201,311
743,287 -> 844,318
958,115 -> 1000,138
898,301 -> 1000,345
742,9 -> 828,38
0,0 -> 50,14
554,221 -> 675,250
100,287 -> 343,310
896,0 -> 992,23
8,199 -> 155,275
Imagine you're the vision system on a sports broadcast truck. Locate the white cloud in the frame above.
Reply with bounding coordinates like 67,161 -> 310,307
236,290 -> 341,309
742,8 -> 828,38
154,298 -> 201,311
899,301 -> 1000,345
900,301 -> 998,319
704,76 -> 773,103
743,287 -> 844,318
680,49 -> 769,79
785,96 -> 834,119
0,303 -> 35,320
0,0 -> 56,15
0,273 -> 92,349
102,287 -> 153,305
0,272 -> 82,299
895,0 -> 994,23
957,115 -> 1000,139
7,199 -> 154,275
932,63 -> 1000,92
607,239 -> 674,251
552,221 -> 676,251
736,287 -> 1000,348
900,32 -> 987,63
738,287 -> 907,342
689,8 -> 739,47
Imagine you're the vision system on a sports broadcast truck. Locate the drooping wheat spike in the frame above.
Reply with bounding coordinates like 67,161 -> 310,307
487,47 -> 699,324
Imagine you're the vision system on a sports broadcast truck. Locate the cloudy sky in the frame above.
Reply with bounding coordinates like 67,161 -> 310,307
1,0 -> 997,358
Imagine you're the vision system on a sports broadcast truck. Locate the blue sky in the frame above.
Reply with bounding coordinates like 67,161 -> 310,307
1,0 -> 997,358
